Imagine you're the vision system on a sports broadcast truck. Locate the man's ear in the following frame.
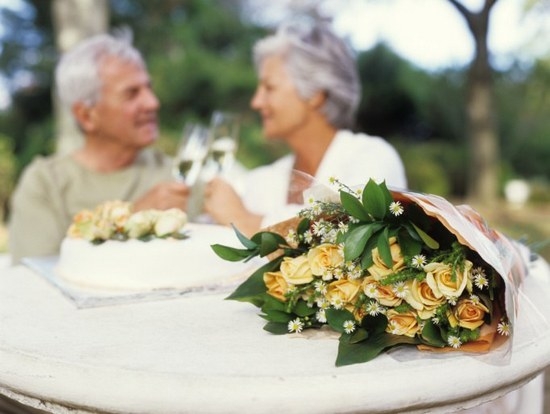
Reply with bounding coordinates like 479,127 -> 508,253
72,102 -> 95,132
308,90 -> 327,109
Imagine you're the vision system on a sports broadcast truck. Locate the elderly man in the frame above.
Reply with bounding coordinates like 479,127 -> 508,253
8,33 -> 189,264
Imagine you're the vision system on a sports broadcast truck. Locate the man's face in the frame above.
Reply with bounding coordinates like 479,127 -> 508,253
86,56 -> 160,149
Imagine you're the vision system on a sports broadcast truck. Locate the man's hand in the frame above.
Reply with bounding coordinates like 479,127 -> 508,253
132,181 -> 190,212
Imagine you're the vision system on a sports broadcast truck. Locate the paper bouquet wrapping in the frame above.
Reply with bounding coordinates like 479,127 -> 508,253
213,179 -> 533,366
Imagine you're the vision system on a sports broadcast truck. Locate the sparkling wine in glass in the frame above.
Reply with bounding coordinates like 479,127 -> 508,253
172,123 -> 211,186
208,111 -> 240,176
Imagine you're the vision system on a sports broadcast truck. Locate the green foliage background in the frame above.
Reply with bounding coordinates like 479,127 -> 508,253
0,0 -> 549,255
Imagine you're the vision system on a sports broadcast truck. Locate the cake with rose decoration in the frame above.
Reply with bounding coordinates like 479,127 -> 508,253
57,201 -> 251,291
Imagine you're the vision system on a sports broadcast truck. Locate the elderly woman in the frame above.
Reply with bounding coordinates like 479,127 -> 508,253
204,21 -> 407,235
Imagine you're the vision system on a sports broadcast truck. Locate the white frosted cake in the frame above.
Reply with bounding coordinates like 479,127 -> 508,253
57,201 -> 252,291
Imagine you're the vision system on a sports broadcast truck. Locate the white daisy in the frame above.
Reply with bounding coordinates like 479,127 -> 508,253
312,220 -> 325,237
447,335 -> 462,348
364,283 -> 379,298
313,280 -> 327,294
288,318 -> 304,333
343,320 -> 356,334
469,294 -> 480,305
387,320 -> 401,335
338,222 -> 349,233
392,281 -> 408,298
316,309 -> 327,323
286,229 -> 297,244
473,270 -> 489,290
411,254 -> 427,269
497,320 -> 511,336
331,297 -> 344,309
389,201 -> 404,216
365,301 -> 384,316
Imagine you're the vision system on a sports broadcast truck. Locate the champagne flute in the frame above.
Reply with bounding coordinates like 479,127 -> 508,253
172,123 -> 211,186
207,111 -> 240,176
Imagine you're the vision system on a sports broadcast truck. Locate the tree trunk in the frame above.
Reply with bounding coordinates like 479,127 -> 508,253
51,0 -> 109,155
448,0 -> 499,206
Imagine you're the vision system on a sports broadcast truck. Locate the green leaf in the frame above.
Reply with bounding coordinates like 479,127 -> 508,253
263,322 -> 289,335
411,222 -> 440,250
343,223 -> 382,261
360,313 -> 388,335
359,234 -> 380,269
260,310 -> 294,323
296,218 -> 311,235
349,327 -> 369,344
254,232 -> 288,257
231,224 -> 258,250
225,257 -> 283,305
210,244 -> 253,262
293,300 -> 318,317
420,320 -> 447,347
379,181 -> 394,208
402,222 -> 423,243
376,227 -> 393,268
325,308 -> 356,333
261,295 -> 287,313
397,229 -> 422,258
340,190 -> 370,221
362,179 -> 389,220
335,332 -> 419,366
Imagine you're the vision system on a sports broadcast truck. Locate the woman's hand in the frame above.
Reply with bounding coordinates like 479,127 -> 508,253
204,177 -> 262,236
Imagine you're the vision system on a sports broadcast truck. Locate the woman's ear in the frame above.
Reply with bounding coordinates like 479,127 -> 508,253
308,90 -> 327,109
72,102 -> 95,133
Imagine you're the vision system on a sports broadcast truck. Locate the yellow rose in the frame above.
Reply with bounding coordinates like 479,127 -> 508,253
154,208 -> 188,237
326,278 -> 362,313
404,278 -> 446,319
280,255 -> 313,285
307,243 -> 344,278
362,276 -> 402,307
425,260 -> 473,299
96,201 -> 132,228
67,210 -> 95,238
108,202 -> 132,229
92,218 -> 115,241
448,298 -> 490,330
124,210 -> 156,239
386,309 -> 420,337
368,237 -> 405,281
263,271 -> 289,302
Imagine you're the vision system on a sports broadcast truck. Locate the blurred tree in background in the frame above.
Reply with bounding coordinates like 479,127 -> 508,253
0,0 -> 549,228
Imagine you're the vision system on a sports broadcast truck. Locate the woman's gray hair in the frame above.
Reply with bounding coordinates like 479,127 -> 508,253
55,31 -> 144,109
253,21 -> 360,129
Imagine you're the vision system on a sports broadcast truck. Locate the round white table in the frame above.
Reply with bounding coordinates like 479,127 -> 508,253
1,257 -> 549,414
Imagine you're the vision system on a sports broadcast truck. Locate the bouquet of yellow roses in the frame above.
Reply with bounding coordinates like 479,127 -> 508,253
212,179 -> 528,366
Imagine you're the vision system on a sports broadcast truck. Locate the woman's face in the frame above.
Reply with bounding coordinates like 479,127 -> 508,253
250,55 -> 312,141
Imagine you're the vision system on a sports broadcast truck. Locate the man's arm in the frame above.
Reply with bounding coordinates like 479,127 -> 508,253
8,162 -> 67,264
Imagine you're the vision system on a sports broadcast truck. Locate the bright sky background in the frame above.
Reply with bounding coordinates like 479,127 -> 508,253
329,0 -> 550,71
0,0 -> 549,109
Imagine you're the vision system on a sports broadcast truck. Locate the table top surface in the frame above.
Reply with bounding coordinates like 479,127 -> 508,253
1,257 -> 550,414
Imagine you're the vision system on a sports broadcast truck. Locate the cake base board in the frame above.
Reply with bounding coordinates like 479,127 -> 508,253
22,256 -> 255,309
